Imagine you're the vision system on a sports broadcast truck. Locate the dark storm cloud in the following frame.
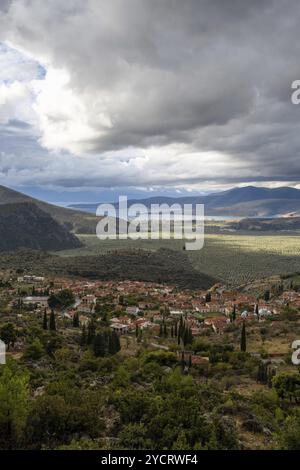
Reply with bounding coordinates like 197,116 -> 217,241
0,0 -> 12,13
0,0 -> 300,189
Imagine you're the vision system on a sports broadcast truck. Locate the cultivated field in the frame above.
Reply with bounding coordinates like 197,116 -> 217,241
54,232 -> 300,285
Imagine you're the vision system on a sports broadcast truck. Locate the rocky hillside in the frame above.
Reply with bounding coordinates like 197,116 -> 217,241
0,184 -> 98,234
0,202 -> 82,251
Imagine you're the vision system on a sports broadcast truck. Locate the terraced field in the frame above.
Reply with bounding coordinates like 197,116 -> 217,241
187,234 -> 300,285
54,232 -> 300,285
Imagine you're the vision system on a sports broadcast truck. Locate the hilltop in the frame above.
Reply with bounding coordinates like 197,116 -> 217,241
0,185 -> 98,234
0,202 -> 82,252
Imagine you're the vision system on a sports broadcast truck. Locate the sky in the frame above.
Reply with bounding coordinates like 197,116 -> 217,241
1,0 -> 300,203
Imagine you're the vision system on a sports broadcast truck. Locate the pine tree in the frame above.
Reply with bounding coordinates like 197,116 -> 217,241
240,321 -> 246,352
49,309 -> 56,331
42,309 -> 48,330
72,312 -> 80,328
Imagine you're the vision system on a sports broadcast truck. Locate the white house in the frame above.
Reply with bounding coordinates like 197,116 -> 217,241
23,296 -> 49,307
259,308 -> 272,317
241,310 -> 248,319
110,323 -> 129,334
126,306 -> 140,316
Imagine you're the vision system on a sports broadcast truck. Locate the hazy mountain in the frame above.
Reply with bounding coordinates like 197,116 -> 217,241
0,202 -> 82,252
70,186 -> 300,217
0,185 -> 98,233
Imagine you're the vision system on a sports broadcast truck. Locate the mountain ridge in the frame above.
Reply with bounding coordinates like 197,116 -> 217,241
69,186 -> 300,217
0,202 -> 82,252
0,185 -> 98,233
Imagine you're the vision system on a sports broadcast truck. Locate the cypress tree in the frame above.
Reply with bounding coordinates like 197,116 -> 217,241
174,322 -> 178,337
178,316 -> 184,340
108,331 -> 115,355
267,366 -> 276,388
73,312 -> 80,327
188,327 -> 193,344
181,351 -> 185,369
163,323 -> 167,337
42,309 -> 48,330
264,290 -> 270,302
135,324 -> 139,338
93,333 -> 106,357
115,331 -> 121,353
188,354 -> 192,368
232,304 -> 236,322
159,323 -> 163,337
49,309 -> 56,331
171,325 -> 174,338
81,324 -> 87,346
87,320 -> 96,344
187,325 -> 192,345
108,330 -> 121,355
183,326 -> 189,346
240,321 -> 246,352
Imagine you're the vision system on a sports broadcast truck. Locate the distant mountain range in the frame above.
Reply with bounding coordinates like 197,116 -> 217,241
69,186 -> 300,217
0,202 -> 82,252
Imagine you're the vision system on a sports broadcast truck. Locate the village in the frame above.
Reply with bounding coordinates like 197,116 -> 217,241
1,270 -> 299,364
1,270 -> 300,451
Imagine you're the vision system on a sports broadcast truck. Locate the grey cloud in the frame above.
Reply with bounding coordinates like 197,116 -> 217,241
1,0 -> 300,189
0,0 -> 12,13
